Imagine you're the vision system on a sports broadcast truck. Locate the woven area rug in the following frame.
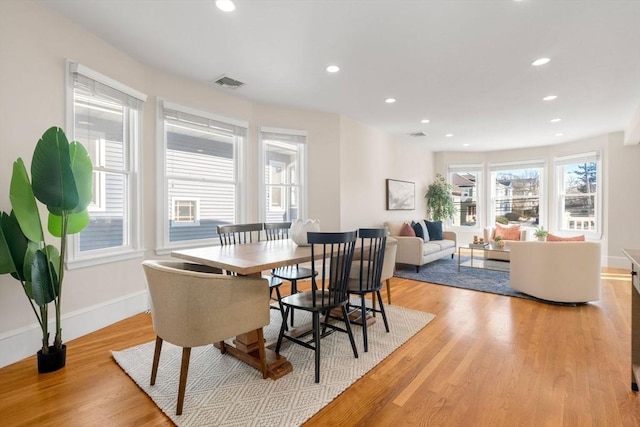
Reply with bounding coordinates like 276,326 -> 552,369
394,254 -> 536,300
112,304 -> 434,426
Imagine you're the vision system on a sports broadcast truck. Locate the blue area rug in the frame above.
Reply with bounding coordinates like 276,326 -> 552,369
394,255 -> 535,300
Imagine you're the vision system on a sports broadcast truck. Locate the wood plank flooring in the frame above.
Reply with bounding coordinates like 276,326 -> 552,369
0,268 -> 638,426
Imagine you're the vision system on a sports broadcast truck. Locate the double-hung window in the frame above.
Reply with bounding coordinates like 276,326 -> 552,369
159,101 -> 246,249
489,161 -> 545,227
67,62 -> 146,268
448,165 -> 482,228
554,152 -> 601,236
259,127 -> 307,222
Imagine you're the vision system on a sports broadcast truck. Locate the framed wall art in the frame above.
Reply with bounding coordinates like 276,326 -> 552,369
386,179 -> 415,210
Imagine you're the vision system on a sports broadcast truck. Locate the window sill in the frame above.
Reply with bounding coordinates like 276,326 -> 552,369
66,249 -> 145,270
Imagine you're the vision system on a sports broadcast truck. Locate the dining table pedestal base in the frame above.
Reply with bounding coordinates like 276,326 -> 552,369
216,331 -> 293,380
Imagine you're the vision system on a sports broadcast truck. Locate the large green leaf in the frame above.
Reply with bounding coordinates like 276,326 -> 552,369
0,211 -> 27,277
31,250 -> 55,306
44,245 -> 60,289
69,141 -> 93,213
9,159 -> 44,243
23,241 -> 39,284
0,215 -> 17,275
48,209 -> 90,237
31,126 -> 79,214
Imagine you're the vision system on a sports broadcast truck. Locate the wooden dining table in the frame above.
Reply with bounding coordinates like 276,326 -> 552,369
171,239 -> 322,380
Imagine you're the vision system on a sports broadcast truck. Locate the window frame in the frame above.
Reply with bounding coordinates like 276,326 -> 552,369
156,100 -> 247,252
553,151 -> 602,238
487,160 -> 546,229
447,164 -> 483,231
259,127 -> 308,223
65,61 -> 146,269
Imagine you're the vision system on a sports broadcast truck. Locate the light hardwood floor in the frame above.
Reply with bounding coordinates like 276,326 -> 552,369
0,268 -> 638,426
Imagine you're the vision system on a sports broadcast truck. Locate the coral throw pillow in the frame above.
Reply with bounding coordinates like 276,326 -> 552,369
399,222 -> 416,237
547,233 -> 585,242
494,223 -> 521,241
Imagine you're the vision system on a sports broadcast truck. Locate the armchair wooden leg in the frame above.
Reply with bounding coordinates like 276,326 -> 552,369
256,328 -> 268,379
150,336 -> 163,386
176,347 -> 191,416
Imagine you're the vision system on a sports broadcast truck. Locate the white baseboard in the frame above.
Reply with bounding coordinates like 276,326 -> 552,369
607,255 -> 633,270
0,291 -> 149,368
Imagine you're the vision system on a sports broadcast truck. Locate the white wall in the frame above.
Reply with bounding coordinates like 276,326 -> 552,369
339,116 -> 435,231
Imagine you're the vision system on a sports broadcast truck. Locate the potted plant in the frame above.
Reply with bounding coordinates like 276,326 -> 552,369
534,226 -> 549,241
494,235 -> 505,249
0,126 -> 93,373
425,173 -> 456,221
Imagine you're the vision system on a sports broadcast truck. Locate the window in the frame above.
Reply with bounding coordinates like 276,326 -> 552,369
67,62 -> 146,267
159,101 -> 246,248
260,128 -> 307,223
489,161 -> 544,227
172,198 -> 200,225
448,165 -> 482,228
555,152 -> 600,235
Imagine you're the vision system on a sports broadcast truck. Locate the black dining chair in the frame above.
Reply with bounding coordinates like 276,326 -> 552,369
263,222 -> 316,328
217,223 -> 287,325
346,228 -> 389,352
275,231 -> 359,383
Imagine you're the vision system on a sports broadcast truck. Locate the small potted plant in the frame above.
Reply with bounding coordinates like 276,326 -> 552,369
534,226 -> 549,241
494,235 -> 505,249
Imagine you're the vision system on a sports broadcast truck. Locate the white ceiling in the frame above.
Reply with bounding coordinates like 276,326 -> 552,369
40,0 -> 640,152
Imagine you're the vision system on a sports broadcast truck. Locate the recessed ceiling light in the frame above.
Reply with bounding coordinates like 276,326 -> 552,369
421,119 -> 430,124
385,98 -> 396,104
555,133 -> 565,137
532,58 -> 550,66
550,118 -> 562,123
326,65 -> 340,73
445,134 -> 453,138
543,95 -> 558,101
215,0 -> 235,12
463,143 -> 470,147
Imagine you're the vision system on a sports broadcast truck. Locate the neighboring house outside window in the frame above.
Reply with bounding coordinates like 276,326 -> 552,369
259,127 -> 307,223
554,152 -> 601,236
448,165 -> 482,229
67,62 -> 146,268
489,161 -> 545,227
158,101 -> 246,250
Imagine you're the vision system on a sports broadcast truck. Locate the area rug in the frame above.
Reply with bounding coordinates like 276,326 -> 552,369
394,254 -> 535,300
112,305 -> 435,426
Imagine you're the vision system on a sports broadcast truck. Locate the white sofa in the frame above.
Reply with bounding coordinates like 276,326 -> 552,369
508,240 -> 601,303
384,221 -> 456,272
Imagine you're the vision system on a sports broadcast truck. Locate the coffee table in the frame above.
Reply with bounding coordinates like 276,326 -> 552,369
458,244 -> 511,272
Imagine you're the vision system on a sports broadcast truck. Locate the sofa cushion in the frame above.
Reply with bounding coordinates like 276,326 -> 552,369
425,220 -> 443,240
547,233 -> 585,242
412,220 -> 430,242
422,243 -> 442,256
399,222 -> 416,237
385,221 -> 404,237
494,223 -> 521,241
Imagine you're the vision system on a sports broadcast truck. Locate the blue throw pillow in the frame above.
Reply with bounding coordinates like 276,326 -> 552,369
412,222 -> 425,240
425,220 -> 443,240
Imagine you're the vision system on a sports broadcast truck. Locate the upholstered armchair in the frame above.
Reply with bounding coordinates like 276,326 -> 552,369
508,241 -> 601,303
142,260 -> 270,415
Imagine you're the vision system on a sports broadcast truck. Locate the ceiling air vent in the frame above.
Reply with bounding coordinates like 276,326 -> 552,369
408,132 -> 427,137
212,75 -> 245,89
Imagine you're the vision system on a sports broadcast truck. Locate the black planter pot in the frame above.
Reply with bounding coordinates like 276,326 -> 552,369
37,344 -> 66,373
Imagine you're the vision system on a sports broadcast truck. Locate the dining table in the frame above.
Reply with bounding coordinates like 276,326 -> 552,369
171,239 -> 322,380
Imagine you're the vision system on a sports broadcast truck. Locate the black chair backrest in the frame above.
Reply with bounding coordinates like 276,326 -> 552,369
352,228 -> 387,292
217,223 -> 263,246
307,231 -> 357,308
264,222 -> 292,241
